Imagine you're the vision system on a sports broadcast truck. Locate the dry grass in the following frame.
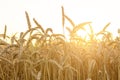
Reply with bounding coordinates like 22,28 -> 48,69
0,7 -> 120,80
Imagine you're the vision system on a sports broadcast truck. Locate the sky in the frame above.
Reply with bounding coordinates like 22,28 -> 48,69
0,0 -> 120,37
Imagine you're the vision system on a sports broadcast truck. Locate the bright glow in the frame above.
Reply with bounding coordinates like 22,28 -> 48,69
0,0 -> 120,38
76,30 -> 88,39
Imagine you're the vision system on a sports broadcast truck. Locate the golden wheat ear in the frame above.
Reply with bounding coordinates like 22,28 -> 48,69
61,6 -> 66,35
64,15 -> 75,28
118,28 -> 120,34
61,6 -> 65,28
102,22 -> 111,32
45,28 -> 53,34
33,18 -> 45,33
96,22 -> 111,35
72,22 -> 91,33
25,11 -> 31,30
3,25 -> 7,39
66,27 -> 72,33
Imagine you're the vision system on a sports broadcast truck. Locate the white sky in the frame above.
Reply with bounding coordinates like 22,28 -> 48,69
0,0 -> 120,37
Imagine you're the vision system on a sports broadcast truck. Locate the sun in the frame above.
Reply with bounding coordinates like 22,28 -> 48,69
76,30 -> 88,39
75,24 -> 93,41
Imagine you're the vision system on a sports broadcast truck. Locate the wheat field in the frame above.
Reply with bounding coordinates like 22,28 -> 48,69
0,7 -> 120,80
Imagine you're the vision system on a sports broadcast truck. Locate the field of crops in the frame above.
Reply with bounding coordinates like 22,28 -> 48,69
0,7 -> 120,80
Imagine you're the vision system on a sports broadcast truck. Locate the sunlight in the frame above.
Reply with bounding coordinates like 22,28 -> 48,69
75,24 -> 92,40
0,1 -> 120,79
76,30 -> 88,39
